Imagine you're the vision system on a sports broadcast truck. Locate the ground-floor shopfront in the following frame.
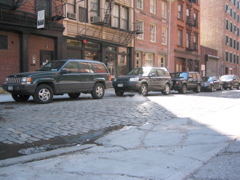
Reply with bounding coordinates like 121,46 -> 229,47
63,37 -> 134,78
174,49 -> 201,74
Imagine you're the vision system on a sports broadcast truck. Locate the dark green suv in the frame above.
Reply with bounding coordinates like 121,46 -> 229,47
171,71 -> 202,94
2,60 -> 112,103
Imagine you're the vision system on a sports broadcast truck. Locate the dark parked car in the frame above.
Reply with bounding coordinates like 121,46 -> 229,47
112,67 -> 173,96
201,76 -> 223,92
170,71 -> 202,94
2,59 -> 112,103
220,75 -> 240,90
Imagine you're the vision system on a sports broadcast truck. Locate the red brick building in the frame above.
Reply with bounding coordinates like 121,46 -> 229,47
201,0 -> 240,76
170,0 -> 201,73
134,0 -> 201,73
134,0 -> 168,69
0,0 -> 65,86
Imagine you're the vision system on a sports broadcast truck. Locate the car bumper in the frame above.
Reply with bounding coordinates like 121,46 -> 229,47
112,81 -> 140,92
2,84 -> 36,95
171,84 -> 182,90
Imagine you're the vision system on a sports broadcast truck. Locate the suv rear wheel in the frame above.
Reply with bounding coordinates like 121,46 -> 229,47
12,94 -> 30,102
195,84 -> 201,93
33,84 -> 53,104
91,83 -> 105,99
115,91 -> 124,96
179,84 -> 187,94
138,84 -> 148,96
162,84 -> 170,95
68,93 -> 81,99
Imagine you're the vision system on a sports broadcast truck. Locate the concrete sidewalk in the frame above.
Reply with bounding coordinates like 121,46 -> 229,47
0,102 -> 240,179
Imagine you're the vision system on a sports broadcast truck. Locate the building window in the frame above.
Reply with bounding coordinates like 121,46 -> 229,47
186,32 -> 190,48
90,0 -> 99,17
162,27 -> 167,45
79,1 -> 87,22
194,12 -> 198,26
137,0 -> 143,9
67,0 -> 76,14
226,51 -> 229,61
162,2 -> 167,19
159,55 -> 165,67
178,4 -> 183,20
178,29 -> 183,46
0,35 -> 8,49
194,34 -> 198,50
226,35 -> 229,45
230,52 -> 233,62
136,20 -> 144,39
113,4 -> 120,28
150,0 -> 156,14
36,0 -> 50,17
145,53 -> 153,66
150,24 -> 156,42
226,19 -> 229,30
121,6 -> 129,30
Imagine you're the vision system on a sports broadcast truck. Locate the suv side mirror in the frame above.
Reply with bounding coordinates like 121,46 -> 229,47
60,69 -> 68,74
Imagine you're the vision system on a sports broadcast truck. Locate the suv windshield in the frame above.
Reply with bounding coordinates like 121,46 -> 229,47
220,75 -> 233,81
37,61 -> 66,71
202,77 -> 213,82
128,67 -> 152,76
171,72 -> 188,79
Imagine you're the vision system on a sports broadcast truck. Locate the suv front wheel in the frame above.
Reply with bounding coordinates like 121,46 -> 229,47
12,94 -> 30,102
33,84 -> 53,104
138,84 -> 148,96
91,83 -> 105,99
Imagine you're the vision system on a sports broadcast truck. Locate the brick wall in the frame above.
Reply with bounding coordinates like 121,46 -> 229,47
0,31 -> 20,86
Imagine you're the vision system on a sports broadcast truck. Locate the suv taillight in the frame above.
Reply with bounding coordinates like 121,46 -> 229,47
108,75 -> 112,81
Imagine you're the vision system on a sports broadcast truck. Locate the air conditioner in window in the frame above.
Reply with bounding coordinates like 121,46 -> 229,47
67,13 -> 76,20
90,16 -> 101,23
227,9 -> 230,14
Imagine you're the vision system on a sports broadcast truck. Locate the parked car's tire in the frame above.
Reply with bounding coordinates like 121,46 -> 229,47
162,84 -> 170,95
237,84 -> 240,90
12,94 -> 30,102
68,93 -> 81,99
33,84 -> 53,104
230,84 -> 234,90
91,83 -> 105,99
210,85 -> 214,92
195,84 -> 201,93
219,85 -> 224,91
138,84 -> 148,96
179,84 -> 187,94
115,90 -> 124,96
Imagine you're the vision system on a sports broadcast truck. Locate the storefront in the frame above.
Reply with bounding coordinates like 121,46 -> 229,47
64,38 -> 133,78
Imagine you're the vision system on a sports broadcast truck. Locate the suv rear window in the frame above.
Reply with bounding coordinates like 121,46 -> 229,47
93,63 -> 108,73
79,62 -> 94,73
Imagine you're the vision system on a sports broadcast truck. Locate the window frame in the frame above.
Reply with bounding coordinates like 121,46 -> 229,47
150,24 -> 156,42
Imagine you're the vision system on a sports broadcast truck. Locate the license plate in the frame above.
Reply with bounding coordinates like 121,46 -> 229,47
118,84 -> 123,87
8,86 -> 13,91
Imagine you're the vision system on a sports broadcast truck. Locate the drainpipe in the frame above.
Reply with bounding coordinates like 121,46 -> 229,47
167,0 -> 171,71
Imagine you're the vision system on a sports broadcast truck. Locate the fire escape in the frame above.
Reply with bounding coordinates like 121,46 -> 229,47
0,0 -> 65,30
76,0 -> 141,47
186,0 -> 198,51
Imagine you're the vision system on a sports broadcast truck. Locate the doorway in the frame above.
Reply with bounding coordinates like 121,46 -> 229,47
40,50 -> 54,66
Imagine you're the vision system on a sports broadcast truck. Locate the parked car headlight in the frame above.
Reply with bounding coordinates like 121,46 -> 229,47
21,77 -> 32,84
129,77 -> 139,81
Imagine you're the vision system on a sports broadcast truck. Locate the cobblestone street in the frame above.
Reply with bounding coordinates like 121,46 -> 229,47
1,89 -> 240,160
